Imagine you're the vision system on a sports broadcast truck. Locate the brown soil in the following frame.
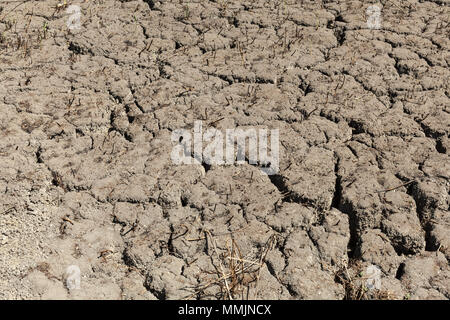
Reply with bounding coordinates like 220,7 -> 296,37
0,0 -> 448,300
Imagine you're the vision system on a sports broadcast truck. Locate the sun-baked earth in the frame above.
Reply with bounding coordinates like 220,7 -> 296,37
0,0 -> 449,300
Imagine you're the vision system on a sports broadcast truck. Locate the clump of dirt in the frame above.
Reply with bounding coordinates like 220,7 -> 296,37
0,0 -> 448,300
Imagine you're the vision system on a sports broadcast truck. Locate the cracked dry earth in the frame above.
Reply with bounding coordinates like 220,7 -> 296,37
0,0 -> 449,300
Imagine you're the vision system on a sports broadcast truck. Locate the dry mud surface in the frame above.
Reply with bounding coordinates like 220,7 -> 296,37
0,0 -> 449,300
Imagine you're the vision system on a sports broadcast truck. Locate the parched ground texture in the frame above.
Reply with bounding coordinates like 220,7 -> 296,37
0,0 -> 449,300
